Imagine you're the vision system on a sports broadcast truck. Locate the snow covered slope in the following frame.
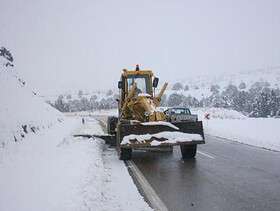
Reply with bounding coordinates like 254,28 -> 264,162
0,118 -> 152,211
0,49 -> 151,211
0,50 -> 63,147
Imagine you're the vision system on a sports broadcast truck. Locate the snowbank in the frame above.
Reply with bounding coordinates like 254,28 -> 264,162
0,117 -> 152,211
193,107 -> 280,151
204,118 -> 280,151
0,58 -> 63,147
192,107 -> 247,120
0,54 -> 151,210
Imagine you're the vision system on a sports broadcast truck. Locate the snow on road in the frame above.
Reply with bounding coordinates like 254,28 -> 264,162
0,118 -> 152,211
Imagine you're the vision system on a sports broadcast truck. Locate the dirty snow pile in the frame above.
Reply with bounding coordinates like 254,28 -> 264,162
0,56 -> 63,147
194,107 -> 280,151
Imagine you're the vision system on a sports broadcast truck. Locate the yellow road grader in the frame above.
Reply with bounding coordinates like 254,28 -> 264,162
107,66 -> 205,160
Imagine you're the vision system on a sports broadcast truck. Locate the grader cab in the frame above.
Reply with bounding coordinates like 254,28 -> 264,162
107,66 -> 205,160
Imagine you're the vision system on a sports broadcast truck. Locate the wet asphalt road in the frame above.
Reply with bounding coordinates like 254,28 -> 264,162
132,135 -> 280,211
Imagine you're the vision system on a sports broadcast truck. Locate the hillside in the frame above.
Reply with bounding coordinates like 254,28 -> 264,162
0,47 -> 63,147
168,66 -> 280,100
0,48 -> 151,211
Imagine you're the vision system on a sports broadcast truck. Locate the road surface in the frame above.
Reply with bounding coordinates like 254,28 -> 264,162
94,115 -> 280,211
132,135 -> 280,211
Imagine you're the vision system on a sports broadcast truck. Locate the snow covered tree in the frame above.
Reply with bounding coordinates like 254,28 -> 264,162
54,95 -> 68,112
210,84 -> 220,95
182,95 -> 199,107
238,82 -> 246,90
0,47 -> 14,67
221,84 -> 239,108
106,89 -> 113,96
78,90 -> 83,98
66,94 -> 72,100
81,97 -> 90,111
172,82 -> 183,91
167,93 -> 184,106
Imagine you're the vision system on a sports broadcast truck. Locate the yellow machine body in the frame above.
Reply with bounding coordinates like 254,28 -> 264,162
119,68 -> 167,122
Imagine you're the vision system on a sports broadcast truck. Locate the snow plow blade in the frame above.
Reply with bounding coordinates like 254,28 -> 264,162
117,121 -> 205,149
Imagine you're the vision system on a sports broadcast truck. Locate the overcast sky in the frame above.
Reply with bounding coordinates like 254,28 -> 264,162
1,0 -> 280,94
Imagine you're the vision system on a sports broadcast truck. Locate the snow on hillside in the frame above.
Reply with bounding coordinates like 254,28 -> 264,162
43,90 -> 115,103
0,49 -> 152,210
0,118 -> 152,211
0,54 -> 63,147
168,66 -> 280,100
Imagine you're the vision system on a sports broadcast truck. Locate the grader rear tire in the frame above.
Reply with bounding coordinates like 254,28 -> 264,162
107,116 -> 118,135
180,144 -> 197,159
119,148 -> 132,160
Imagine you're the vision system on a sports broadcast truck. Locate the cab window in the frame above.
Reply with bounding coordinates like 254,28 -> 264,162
127,75 -> 149,94
171,108 -> 191,114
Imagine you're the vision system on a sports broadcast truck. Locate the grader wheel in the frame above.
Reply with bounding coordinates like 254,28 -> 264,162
119,148 -> 132,160
180,144 -> 197,159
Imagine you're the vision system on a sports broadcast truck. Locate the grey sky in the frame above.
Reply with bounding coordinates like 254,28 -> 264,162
1,0 -> 280,94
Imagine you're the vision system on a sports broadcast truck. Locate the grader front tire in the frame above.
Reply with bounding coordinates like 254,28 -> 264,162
180,144 -> 197,159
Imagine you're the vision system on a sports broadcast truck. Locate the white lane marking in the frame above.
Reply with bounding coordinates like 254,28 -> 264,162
197,150 -> 215,159
126,160 -> 169,211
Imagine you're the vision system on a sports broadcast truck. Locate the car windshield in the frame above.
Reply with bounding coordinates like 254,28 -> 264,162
127,76 -> 148,94
171,108 -> 191,114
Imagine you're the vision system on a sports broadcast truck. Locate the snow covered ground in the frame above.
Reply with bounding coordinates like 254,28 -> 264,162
65,109 -> 118,118
192,107 -> 280,151
0,55 -> 151,211
0,117 -> 152,211
68,107 -> 280,151
0,56 -> 63,148
204,118 -> 280,151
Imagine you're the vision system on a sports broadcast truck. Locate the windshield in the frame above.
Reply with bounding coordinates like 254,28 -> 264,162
171,108 -> 191,115
127,75 -> 149,94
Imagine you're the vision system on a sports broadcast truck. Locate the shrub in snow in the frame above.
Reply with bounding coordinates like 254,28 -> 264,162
210,84 -> 220,94
167,93 -> 184,106
184,85 -> 189,91
182,95 -> 200,107
172,82 -> 183,90
0,47 -> 13,67
106,89 -> 113,96
78,90 -> 83,98
238,82 -> 246,90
